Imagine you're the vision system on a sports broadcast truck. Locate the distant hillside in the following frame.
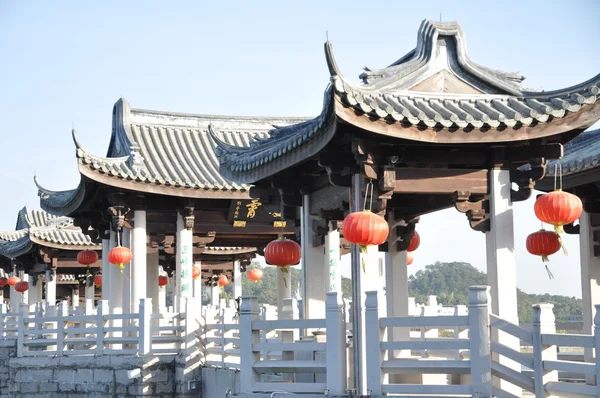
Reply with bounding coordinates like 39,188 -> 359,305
217,261 -> 581,323
407,262 -> 582,323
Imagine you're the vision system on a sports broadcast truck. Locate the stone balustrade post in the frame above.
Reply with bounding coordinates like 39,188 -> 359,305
326,291 -> 347,395
532,303 -> 558,398
365,291 -> 385,395
96,300 -> 108,356
138,298 -> 152,355
239,296 -> 260,394
468,286 -> 492,397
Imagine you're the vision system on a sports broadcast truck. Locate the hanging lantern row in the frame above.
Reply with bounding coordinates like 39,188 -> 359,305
15,281 -> 28,293
407,252 -> 414,266
77,250 -> 99,266
8,276 -> 20,287
94,274 -> 102,287
264,236 -> 301,287
158,275 -> 168,287
526,164 -> 583,278
218,274 -> 229,287
108,246 -> 132,276
0,277 -> 7,287
192,266 -> 201,280
247,268 -> 263,282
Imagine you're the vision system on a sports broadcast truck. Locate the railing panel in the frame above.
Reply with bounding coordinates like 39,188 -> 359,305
541,333 -> 594,348
490,314 -> 533,344
380,315 -> 468,328
490,341 -> 534,369
543,359 -> 596,375
252,318 -> 325,330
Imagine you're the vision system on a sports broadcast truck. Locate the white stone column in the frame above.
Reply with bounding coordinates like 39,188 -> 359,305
108,229 -> 123,348
85,279 -> 95,303
233,260 -> 242,299
277,267 -> 292,316
486,168 -> 521,396
101,238 -> 111,301
147,251 -> 160,314
325,222 -> 341,293
45,268 -> 56,311
122,227 -> 131,314
175,211 -> 193,311
301,194 -> 327,320
211,285 -> 219,307
385,213 -> 410,359
72,286 -> 80,309
193,261 -> 203,299
20,272 -> 28,307
28,274 -> 41,311
131,210 -> 147,313
579,211 -> 600,384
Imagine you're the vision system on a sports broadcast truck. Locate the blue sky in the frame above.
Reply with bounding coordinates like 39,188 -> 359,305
0,1 -> 599,298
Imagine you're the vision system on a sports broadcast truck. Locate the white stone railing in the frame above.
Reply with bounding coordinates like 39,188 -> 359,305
238,292 -> 347,395
10,297 -> 202,358
0,303 -> 18,338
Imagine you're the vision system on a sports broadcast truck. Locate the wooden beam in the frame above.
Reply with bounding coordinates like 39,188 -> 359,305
394,168 -> 488,195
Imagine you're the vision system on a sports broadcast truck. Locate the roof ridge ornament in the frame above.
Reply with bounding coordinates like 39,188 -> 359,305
326,19 -> 525,96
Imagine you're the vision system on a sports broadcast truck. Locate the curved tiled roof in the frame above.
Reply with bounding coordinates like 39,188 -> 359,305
212,20 -> 600,184
546,128 -> 600,178
0,207 -> 99,259
38,99 -> 309,214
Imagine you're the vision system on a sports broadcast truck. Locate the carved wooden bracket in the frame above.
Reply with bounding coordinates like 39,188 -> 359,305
395,220 -> 418,252
183,206 -> 195,230
107,205 -> 130,232
453,191 -> 490,233
510,158 -> 547,202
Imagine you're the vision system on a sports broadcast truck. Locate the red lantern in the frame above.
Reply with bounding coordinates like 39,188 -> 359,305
534,191 -> 583,234
342,211 -> 389,251
94,274 -> 102,287
526,229 -> 562,279
158,275 -> 168,287
8,276 -> 20,287
108,246 -> 132,272
0,277 -> 7,287
407,252 -> 414,265
15,281 -> 28,293
247,268 -> 263,282
264,238 -> 302,270
218,274 -> 229,287
77,250 -> 98,266
408,230 -> 420,252
192,266 -> 201,280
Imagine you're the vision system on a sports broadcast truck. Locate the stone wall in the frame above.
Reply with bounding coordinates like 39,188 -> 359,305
0,342 -> 203,397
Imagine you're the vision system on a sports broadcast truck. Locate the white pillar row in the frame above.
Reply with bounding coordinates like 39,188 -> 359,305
45,267 -> 56,311
101,238 -> 111,302
300,194 -> 327,320
276,267 -> 292,317
175,211 -> 193,312
233,260 -> 242,299
131,210 -> 147,313
211,285 -> 219,307
28,274 -> 42,311
147,251 -> 160,314
20,272 -> 28,307
385,212 -> 410,359
325,222 -> 341,293
84,279 -> 95,308
10,269 -> 20,312
193,261 -> 203,299
486,168 -> 521,396
122,227 -> 131,314
71,286 -> 80,309
108,228 -> 123,348
579,211 -> 600,385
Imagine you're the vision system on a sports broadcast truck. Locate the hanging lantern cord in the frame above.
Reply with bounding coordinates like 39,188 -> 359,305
363,179 -> 374,212
553,163 -> 563,191
545,264 -> 555,280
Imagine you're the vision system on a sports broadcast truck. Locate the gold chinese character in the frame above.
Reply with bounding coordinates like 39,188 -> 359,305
246,199 -> 261,219
269,212 -> 282,218
273,221 -> 287,228
236,201 -> 242,206
233,220 -> 247,228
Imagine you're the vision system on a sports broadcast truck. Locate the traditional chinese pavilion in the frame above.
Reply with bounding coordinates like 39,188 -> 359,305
212,20 -> 600,394
536,127 -> 600,385
35,99 -> 301,315
0,207 -> 100,309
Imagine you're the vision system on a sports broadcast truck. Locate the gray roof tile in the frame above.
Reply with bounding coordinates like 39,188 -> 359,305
0,207 -> 98,259
546,129 -> 600,178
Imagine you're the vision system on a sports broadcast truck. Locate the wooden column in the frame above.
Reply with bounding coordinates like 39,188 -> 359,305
233,260 -> 242,299
101,238 -> 111,302
579,211 -> 600,385
486,168 -> 521,396
175,208 -> 194,311
131,210 -> 147,313
385,212 -> 410,359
